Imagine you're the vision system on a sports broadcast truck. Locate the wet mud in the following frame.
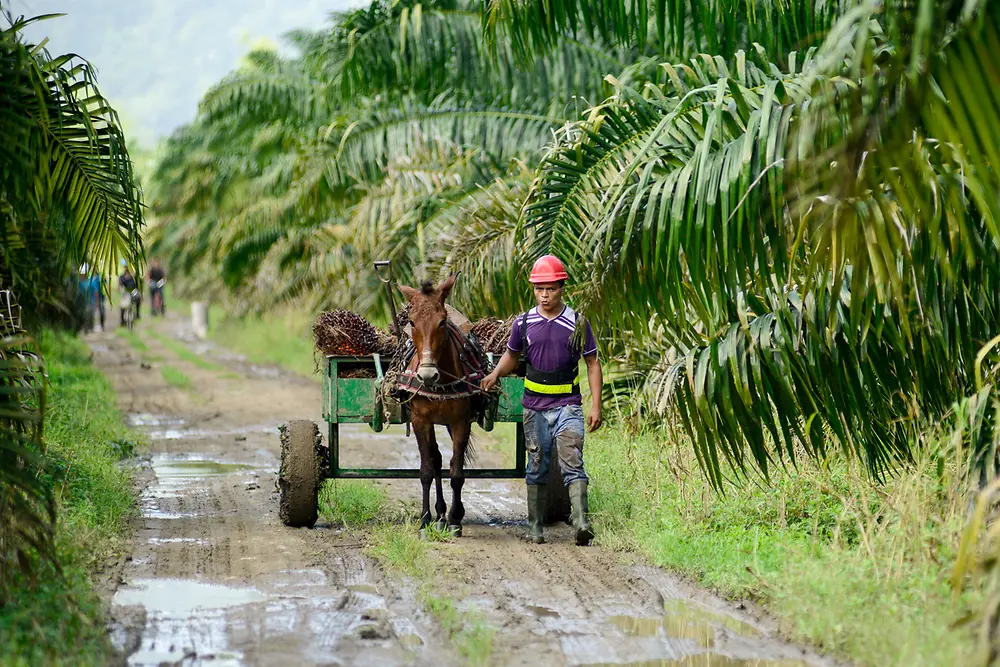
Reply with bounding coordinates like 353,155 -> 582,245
89,315 -> 838,666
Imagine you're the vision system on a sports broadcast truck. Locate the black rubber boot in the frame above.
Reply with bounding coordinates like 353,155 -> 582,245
569,481 -> 594,546
526,484 -> 546,544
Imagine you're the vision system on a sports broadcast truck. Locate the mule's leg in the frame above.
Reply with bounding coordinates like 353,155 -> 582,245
431,437 -> 447,525
446,420 -> 471,536
414,419 -> 436,528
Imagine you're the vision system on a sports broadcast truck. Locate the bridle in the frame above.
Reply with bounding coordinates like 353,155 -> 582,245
397,322 -> 487,399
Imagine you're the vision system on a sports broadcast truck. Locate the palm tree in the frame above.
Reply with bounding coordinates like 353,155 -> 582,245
1,13 -> 144,321
480,0 -> 1000,483
0,11 -> 144,601
151,0 -> 999,486
149,0 -> 634,322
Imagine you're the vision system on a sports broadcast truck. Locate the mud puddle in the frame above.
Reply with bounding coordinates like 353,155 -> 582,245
152,459 -> 251,478
115,578 -> 268,615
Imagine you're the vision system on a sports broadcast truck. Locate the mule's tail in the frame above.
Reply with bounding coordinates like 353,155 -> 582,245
464,430 -> 478,466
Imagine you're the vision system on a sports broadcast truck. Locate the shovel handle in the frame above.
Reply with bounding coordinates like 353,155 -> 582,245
373,260 -> 401,340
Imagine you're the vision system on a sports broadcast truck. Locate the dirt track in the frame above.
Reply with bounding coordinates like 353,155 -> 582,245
90,313 -> 836,666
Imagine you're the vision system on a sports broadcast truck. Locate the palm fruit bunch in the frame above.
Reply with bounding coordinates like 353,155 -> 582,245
470,316 -> 515,355
392,304 -> 410,336
313,309 -> 383,356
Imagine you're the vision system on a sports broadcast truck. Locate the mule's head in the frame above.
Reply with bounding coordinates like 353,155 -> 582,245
398,275 -> 457,386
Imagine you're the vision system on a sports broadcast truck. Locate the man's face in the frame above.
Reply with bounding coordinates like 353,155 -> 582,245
533,282 -> 563,310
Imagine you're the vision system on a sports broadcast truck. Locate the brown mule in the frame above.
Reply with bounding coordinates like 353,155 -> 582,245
398,276 -> 480,536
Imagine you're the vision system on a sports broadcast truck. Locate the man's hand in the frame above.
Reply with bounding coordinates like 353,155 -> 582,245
480,371 -> 500,393
482,350 -> 520,392
586,404 -> 603,433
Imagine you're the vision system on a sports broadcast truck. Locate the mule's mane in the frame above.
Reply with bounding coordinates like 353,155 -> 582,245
408,281 -> 446,320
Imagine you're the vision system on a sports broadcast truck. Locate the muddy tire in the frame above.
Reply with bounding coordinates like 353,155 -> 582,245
278,420 -> 326,528
545,461 -> 571,524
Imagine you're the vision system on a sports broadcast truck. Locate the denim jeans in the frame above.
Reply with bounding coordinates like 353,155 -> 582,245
523,404 -> 588,486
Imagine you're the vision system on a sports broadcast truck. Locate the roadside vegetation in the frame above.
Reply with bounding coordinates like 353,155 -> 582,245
588,426 -> 979,667
1,11 -> 144,665
207,306 -> 317,378
160,365 -> 193,390
0,331 -> 140,665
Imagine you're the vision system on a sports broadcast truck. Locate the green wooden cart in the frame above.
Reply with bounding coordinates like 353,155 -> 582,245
278,352 -> 572,528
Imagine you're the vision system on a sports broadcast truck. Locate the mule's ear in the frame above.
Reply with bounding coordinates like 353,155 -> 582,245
397,284 -> 418,302
437,273 -> 458,300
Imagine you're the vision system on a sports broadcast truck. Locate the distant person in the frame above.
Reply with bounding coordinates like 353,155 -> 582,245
147,258 -> 167,316
118,265 -> 139,326
77,264 -> 102,332
93,271 -> 106,332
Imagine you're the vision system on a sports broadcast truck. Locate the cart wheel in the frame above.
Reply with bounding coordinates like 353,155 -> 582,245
278,420 -> 325,528
544,461 -> 571,525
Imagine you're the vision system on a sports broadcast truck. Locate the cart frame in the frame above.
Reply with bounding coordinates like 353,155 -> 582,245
322,353 -> 526,479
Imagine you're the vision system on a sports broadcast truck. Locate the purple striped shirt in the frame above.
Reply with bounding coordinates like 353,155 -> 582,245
507,306 -> 597,410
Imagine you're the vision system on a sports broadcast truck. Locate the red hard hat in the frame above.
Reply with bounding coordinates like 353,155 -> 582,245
529,255 -> 569,283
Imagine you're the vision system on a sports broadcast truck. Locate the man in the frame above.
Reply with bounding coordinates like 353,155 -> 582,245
147,258 -> 166,316
481,255 -> 603,546
118,264 -> 139,325
77,264 -> 102,332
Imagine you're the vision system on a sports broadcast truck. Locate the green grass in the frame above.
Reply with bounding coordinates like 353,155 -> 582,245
319,480 -> 389,527
365,524 -> 494,665
146,329 -> 222,371
367,522 -> 431,578
419,591 -> 495,665
116,327 -> 148,353
160,365 -> 192,389
205,305 -> 317,377
586,426 -> 979,667
0,329 -> 140,665
321,486 -> 493,664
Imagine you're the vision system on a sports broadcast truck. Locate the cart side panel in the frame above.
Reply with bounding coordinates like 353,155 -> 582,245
337,378 -> 376,421
497,377 -> 524,422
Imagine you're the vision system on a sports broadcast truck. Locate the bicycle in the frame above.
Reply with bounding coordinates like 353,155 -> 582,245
121,289 -> 139,330
150,279 -> 166,316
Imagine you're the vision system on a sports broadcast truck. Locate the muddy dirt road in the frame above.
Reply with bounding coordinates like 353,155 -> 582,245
90,313 -> 834,666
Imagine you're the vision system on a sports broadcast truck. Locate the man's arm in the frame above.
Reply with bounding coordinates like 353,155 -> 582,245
584,354 -> 603,432
481,350 -> 520,392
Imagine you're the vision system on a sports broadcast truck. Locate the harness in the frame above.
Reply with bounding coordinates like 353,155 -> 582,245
520,310 -> 581,398
394,322 -> 488,400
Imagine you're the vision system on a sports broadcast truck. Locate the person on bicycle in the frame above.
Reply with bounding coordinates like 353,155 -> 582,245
147,258 -> 166,316
118,265 -> 139,326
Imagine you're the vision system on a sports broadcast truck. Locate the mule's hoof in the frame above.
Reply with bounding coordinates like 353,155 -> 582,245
419,528 -> 429,540
447,524 -> 462,538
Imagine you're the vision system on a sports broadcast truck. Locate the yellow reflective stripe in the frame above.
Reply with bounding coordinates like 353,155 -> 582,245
523,378 -> 579,394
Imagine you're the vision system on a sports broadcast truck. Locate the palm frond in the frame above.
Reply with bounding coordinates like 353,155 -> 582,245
326,96 -> 570,186
0,294 -> 54,605
0,13 -> 144,280
483,0 -> 852,63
